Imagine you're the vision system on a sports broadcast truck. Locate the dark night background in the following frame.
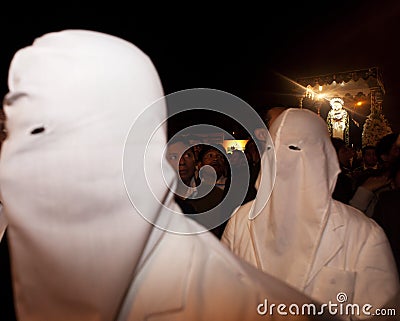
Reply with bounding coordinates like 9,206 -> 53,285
1,2 -> 399,142
1,5 -> 399,320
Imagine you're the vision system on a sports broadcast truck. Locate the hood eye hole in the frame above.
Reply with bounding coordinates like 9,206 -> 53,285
289,145 -> 301,151
31,126 -> 45,135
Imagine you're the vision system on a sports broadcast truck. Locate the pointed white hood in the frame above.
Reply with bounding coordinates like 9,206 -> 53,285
249,108 -> 340,290
0,29 -> 174,321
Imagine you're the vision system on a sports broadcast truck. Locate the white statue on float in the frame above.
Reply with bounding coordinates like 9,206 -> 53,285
326,97 -> 349,144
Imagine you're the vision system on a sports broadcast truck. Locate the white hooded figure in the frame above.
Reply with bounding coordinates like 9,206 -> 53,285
222,108 -> 400,320
0,30 -> 336,321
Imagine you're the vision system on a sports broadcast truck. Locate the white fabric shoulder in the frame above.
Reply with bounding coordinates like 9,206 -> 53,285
221,200 -> 253,248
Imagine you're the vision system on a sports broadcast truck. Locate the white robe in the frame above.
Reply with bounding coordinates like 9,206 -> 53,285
222,108 -> 399,320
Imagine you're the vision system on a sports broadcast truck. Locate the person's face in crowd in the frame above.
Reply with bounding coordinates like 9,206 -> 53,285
244,140 -> 260,164
200,148 -> 226,179
253,107 -> 287,155
192,144 -> 202,161
166,142 -> 196,186
229,149 -> 246,167
363,148 -> 378,168
264,107 -> 287,129
338,145 -> 353,168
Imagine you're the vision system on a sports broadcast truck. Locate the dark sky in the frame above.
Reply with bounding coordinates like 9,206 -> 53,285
1,3 -> 400,134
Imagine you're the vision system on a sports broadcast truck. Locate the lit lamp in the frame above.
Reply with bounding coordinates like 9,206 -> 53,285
316,95 -> 326,117
315,85 -> 325,116
302,85 -> 325,116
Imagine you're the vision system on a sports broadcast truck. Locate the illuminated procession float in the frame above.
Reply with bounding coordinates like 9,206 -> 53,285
295,67 -> 392,148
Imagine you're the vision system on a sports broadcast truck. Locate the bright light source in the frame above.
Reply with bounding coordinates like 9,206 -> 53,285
356,101 -> 363,106
223,140 -> 249,154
